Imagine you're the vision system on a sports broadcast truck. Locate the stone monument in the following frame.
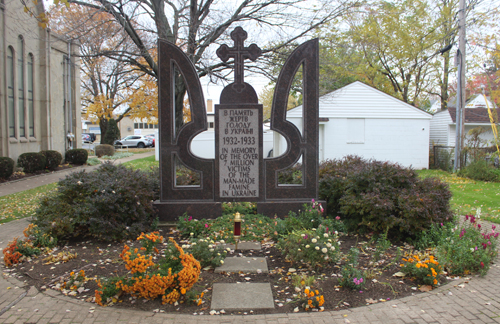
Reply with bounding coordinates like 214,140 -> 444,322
155,27 -> 320,221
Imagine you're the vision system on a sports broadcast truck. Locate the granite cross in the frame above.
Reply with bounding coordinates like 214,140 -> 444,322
216,27 -> 262,92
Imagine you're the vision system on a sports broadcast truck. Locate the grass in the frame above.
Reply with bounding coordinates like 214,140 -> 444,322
122,155 -> 158,171
0,183 -> 57,224
417,169 -> 500,223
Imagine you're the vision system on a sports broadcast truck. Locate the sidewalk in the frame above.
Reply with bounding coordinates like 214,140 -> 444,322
0,151 -> 155,197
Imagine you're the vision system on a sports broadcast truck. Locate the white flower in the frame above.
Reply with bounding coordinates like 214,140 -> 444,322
209,249 -> 214,252
137,201 -> 140,205
301,234 -> 306,238
335,231 -> 338,235
322,248 -> 328,253
226,248 -> 231,252
208,245 -> 213,248
312,228 -> 316,231
312,238 -> 317,243
298,249 -> 301,252
102,190 -> 105,193
330,246 -> 336,251
470,248 -> 474,252
328,239 -> 332,242
77,181 -> 82,185
305,245 -> 310,248
323,233 -> 329,238
112,190 -> 115,194
192,242 -> 196,246
220,260 -> 224,264
326,243 -> 332,248
190,233 -> 194,236
315,246 -> 320,250
220,240 -> 225,244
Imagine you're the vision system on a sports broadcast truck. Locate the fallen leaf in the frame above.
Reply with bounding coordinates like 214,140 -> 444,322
419,285 -> 432,292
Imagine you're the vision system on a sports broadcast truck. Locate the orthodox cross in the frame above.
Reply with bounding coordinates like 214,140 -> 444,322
216,27 -> 262,92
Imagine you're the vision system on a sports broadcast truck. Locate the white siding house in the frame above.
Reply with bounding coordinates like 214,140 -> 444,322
273,81 -> 432,169
430,107 -> 499,148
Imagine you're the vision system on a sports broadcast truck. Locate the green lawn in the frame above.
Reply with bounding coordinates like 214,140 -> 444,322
0,183 -> 57,224
122,155 -> 158,170
417,169 -> 500,223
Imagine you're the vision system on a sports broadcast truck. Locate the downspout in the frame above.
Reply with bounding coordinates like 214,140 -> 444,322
47,29 -> 52,150
67,41 -> 73,149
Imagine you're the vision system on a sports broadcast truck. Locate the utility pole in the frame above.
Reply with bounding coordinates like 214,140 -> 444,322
454,0 -> 466,171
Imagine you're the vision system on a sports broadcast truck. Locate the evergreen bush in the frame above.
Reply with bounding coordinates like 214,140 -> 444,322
17,152 -> 46,174
40,150 -> 62,171
0,157 -> 15,179
95,144 -> 115,158
65,149 -> 88,165
102,119 -> 120,145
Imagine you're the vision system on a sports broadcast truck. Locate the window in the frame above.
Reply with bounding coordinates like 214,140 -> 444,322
134,123 -> 138,129
347,119 -> 365,144
18,36 -> 25,137
27,53 -> 34,137
149,123 -> 153,129
209,122 -> 214,129
7,47 -> 15,137
154,124 -> 158,129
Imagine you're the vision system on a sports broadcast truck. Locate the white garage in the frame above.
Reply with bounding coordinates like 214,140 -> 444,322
273,81 -> 432,169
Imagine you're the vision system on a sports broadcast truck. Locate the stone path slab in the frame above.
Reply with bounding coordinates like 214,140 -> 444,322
223,241 -> 261,251
211,283 -> 274,310
214,257 -> 268,273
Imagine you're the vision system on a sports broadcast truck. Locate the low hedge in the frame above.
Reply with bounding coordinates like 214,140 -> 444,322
65,149 -> 88,165
17,152 -> 46,174
40,150 -> 62,171
0,157 -> 15,179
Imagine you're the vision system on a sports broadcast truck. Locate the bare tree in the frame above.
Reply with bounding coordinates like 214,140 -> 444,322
55,0 -> 362,128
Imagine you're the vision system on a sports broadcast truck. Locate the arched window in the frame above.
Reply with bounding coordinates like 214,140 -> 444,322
18,36 -> 25,137
28,53 -> 34,137
7,46 -> 15,138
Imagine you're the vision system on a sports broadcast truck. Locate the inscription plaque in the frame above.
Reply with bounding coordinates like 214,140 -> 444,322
218,107 -> 260,198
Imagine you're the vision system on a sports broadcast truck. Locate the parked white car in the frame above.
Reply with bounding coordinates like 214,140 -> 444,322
114,135 -> 153,148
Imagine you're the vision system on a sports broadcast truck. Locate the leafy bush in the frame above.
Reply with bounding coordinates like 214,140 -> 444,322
277,163 -> 303,184
318,156 -> 453,239
273,200 -> 325,238
177,215 -> 210,238
182,238 -> 228,268
277,229 -> 340,269
400,253 -> 442,286
17,152 -> 46,173
40,150 -> 62,171
65,149 -> 88,165
436,215 -> 499,276
176,164 -> 201,186
0,156 -> 15,179
33,162 -> 159,241
457,159 -> 500,182
95,144 -> 115,158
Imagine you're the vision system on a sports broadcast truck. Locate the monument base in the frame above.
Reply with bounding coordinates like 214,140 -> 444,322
257,200 -> 327,218
154,200 -> 222,222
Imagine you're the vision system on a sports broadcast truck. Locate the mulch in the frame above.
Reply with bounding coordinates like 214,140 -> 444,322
2,227 -> 449,315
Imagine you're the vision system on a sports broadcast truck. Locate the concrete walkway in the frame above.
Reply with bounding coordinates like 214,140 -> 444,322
1,155 -> 500,323
0,151 -> 155,197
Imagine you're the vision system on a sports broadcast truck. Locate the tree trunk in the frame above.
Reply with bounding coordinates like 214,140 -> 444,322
99,118 -> 109,144
441,50 -> 450,110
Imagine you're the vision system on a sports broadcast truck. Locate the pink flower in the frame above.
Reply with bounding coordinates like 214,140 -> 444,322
478,224 -> 481,229
188,216 -> 193,221
465,215 -> 469,220
311,199 -> 315,203
205,223 -> 209,228
481,261 -> 484,268
335,216 -> 341,220
492,225 -> 496,231
440,223 -> 444,226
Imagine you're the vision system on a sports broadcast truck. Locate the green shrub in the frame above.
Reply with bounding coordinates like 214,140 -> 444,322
277,163 -> 303,184
436,215 -> 499,276
65,149 -> 88,165
400,253 -> 442,286
182,238 -> 227,268
17,152 -> 46,173
86,157 -> 101,166
277,229 -> 340,269
102,119 -> 121,145
339,248 -> 365,290
457,159 -> 499,182
177,214 -> 210,238
33,162 -> 159,241
95,144 -> 115,158
318,156 -> 453,239
40,150 -> 62,171
0,157 -> 15,179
